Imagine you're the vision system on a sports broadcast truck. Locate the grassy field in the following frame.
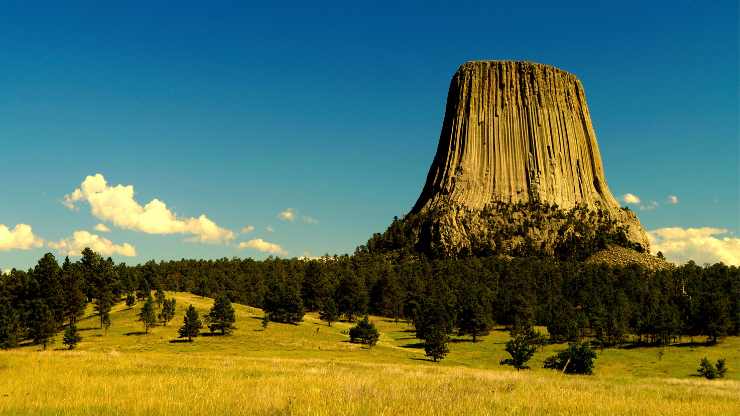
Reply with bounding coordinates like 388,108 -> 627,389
0,292 -> 738,415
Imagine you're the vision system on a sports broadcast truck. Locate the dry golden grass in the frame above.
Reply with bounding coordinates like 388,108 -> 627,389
0,292 -> 737,415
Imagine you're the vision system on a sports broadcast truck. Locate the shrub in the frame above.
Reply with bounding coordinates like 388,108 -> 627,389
544,343 -> 597,375
698,357 -> 727,379
349,316 -> 379,347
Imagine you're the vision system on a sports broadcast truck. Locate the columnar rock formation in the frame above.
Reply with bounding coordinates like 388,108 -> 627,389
393,61 -> 649,258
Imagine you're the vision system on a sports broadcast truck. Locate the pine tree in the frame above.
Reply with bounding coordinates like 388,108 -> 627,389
336,273 -> 368,322
0,305 -> 22,349
349,316 -> 380,347
319,298 -> 339,327
500,331 -> 537,370
155,287 -> 166,309
159,298 -> 176,326
261,313 -> 269,330
207,294 -> 236,335
457,289 -> 492,342
179,305 -> 202,342
424,327 -> 450,362
263,280 -> 305,324
60,257 -> 86,325
544,343 -> 597,375
94,292 -> 113,330
63,324 -> 82,349
27,300 -> 56,350
138,296 -> 156,334
125,292 -> 136,308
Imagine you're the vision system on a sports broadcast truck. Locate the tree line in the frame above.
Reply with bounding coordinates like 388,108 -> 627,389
1,248 -> 738,351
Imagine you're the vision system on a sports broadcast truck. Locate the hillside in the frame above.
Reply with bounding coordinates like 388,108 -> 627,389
1,292 -> 738,415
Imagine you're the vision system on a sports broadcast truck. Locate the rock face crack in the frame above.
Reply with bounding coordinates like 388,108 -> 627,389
408,61 -> 649,255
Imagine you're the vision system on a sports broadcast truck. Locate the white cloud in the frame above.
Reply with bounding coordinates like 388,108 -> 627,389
667,195 -> 679,204
48,230 -> 137,257
266,226 -> 274,233
241,225 -> 255,234
648,227 -> 740,266
238,238 -> 287,256
0,224 -> 44,251
278,208 -> 296,222
302,216 -> 319,224
622,193 -> 641,204
94,223 -> 111,233
63,174 -> 234,244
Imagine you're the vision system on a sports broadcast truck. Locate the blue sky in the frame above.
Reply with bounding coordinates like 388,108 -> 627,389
1,1 -> 738,268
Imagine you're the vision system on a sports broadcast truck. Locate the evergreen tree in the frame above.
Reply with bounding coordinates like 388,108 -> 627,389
207,294 -> 236,335
125,292 -> 136,308
179,305 -> 202,342
263,281 -> 304,324
544,343 -> 597,375
423,327 -> 449,362
261,313 -> 269,330
500,331 -> 537,370
0,305 -> 22,349
319,298 -> 339,327
63,324 -> 82,349
32,253 -> 65,324
159,298 -> 176,326
336,273 -> 368,322
155,287 -> 166,309
415,298 -> 453,341
94,292 -> 113,330
457,288 -> 492,342
716,358 -> 728,378
138,296 -> 156,334
27,300 -> 56,349
697,357 -> 718,379
60,257 -> 86,325
348,316 -> 380,347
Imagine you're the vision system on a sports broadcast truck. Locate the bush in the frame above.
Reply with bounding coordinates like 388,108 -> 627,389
544,343 -> 597,375
349,316 -> 379,347
698,357 -> 727,379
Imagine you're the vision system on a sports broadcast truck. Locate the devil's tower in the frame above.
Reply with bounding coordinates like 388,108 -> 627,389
382,61 -> 650,258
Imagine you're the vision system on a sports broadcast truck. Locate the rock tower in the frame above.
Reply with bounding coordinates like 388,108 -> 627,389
401,61 -> 649,257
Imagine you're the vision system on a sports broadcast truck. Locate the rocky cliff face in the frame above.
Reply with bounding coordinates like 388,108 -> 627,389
388,61 -> 649,258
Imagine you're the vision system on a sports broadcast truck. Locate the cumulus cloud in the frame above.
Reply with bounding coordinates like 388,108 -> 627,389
241,225 -> 255,234
648,227 -> 740,266
49,230 -> 137,257
266,226 -> 274,233
0,224 -> 44,251
94,223 -> 111,233
63,174 -> 234,243
278,208 -> 296,222
622,193 -> 641,204
667,195 -> 679,204
238,238 -> 287,256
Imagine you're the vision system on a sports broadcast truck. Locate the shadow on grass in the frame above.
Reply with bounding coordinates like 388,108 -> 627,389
618,341 -> 715,350
168,339 -> 194,344
410,357 -> 436,362
401,342 -> 425,349
124,331 -> 148,336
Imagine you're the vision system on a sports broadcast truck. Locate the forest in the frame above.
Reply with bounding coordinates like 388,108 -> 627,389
1,245 -> 738,351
